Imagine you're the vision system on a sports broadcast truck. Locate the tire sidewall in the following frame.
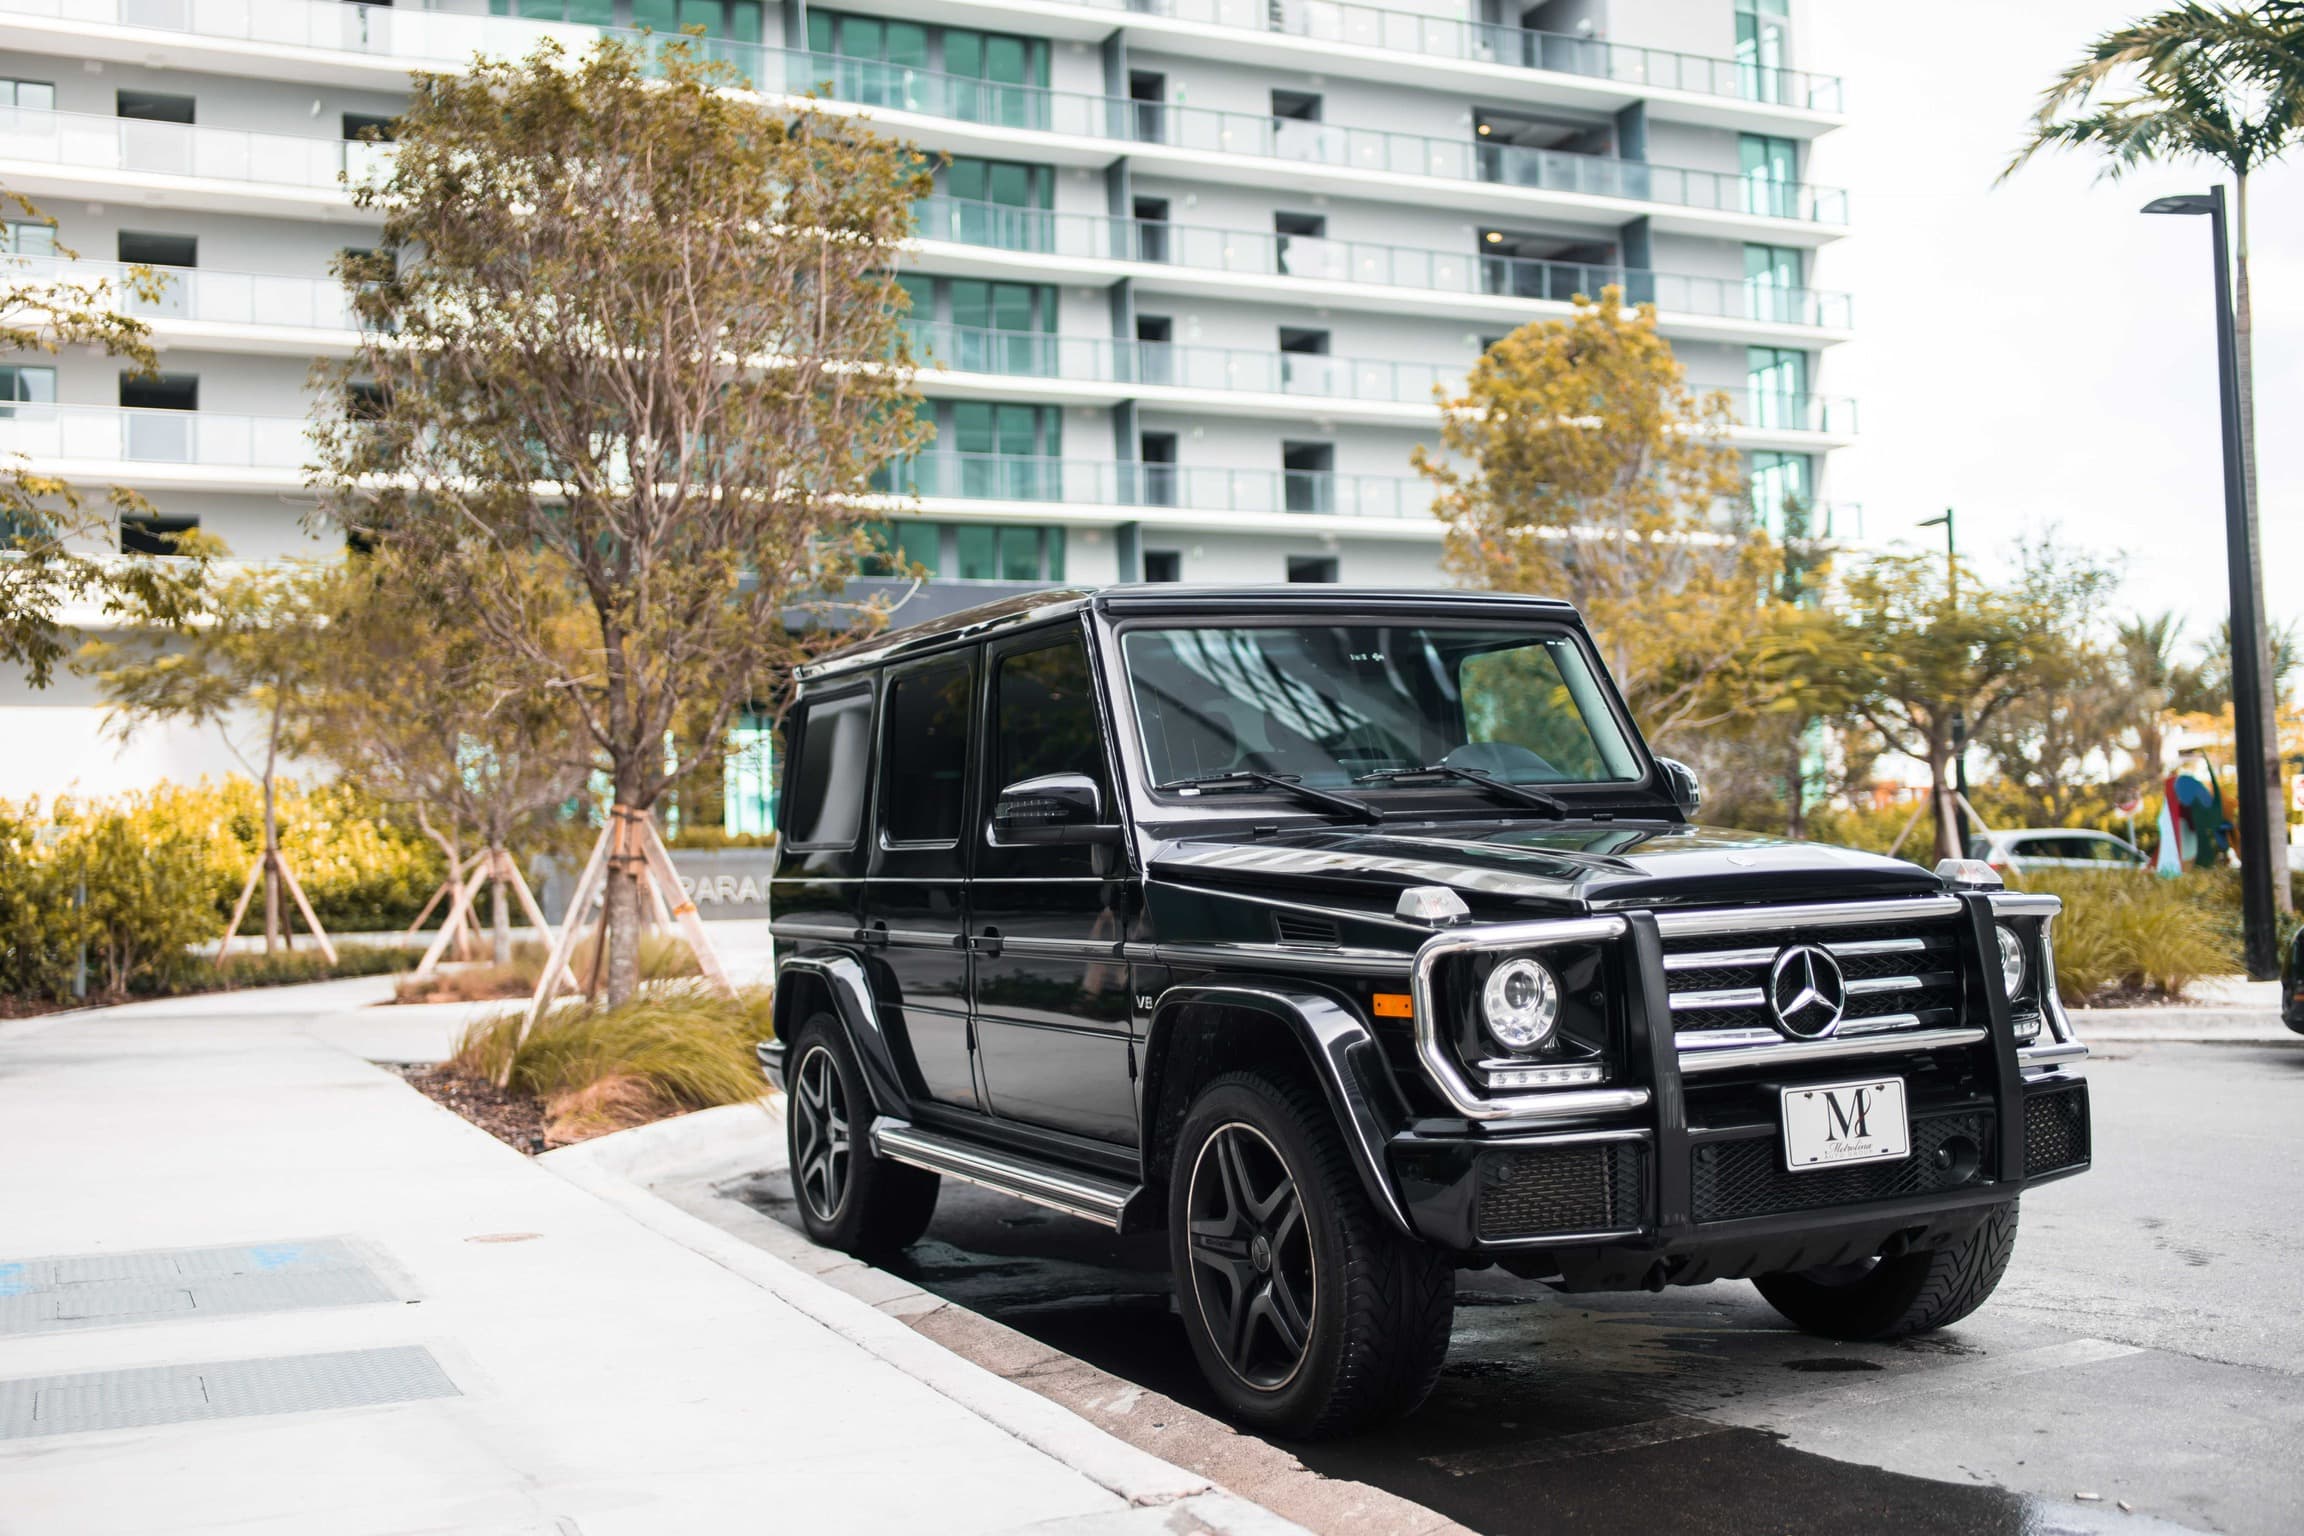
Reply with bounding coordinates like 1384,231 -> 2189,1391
787,1014 -> 867,1250
1169,1078 -> 1351,1431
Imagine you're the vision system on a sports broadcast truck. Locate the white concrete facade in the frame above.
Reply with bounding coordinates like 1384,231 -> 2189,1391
0,0 -> 1850,796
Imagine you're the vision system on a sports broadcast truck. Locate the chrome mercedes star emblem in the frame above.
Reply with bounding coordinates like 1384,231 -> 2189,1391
1767,944 -> 1847,1040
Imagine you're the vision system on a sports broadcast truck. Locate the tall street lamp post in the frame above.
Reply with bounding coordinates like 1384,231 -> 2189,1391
1918,509 -> 1970,860
2143,187 -> 2278,979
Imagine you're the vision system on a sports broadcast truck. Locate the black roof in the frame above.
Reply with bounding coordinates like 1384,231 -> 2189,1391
793,585 -> 1583,682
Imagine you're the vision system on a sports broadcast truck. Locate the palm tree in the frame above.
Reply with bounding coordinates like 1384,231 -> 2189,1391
2005,3 -> 2302,910
2116,611 -> 2188,788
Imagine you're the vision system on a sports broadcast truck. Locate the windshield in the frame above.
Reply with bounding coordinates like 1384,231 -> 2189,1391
1121,623 -> 1645,791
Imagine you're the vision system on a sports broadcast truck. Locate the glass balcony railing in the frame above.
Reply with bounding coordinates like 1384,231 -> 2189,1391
905,320 -> 1455,405
12,256 -> 357,331
913,197 -> 1854,330
0,106 -> 392,194
0,404 -> 312,469
881,454 -> 1434,519
1720,387 -> 1857,435
26,0 -> 1841,113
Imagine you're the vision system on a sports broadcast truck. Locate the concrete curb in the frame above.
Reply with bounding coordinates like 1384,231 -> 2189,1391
543,1105 -> 1311,1536
2069,1009 -> 2297,1044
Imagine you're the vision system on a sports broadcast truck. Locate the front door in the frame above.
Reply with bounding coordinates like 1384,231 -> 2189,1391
869,648 -> 980,1111
969,628 -> 1138,1143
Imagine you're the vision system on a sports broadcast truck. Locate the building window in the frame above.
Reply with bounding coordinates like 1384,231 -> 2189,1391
117,90 -> 195,124
0,365 -> 57,408
489,0 -> 762,37
1282,441 -> 1334,514
1744,242 -> 1803,323
1286,554 -> 1339,583
1745,346 -> 1808,429
1740,134 -> 1799,219
921,157 -> 1055,253
0,79 -> 55,111
860,518 -> 944,577
723,708 -> 776,838
900,274 -> 1057,375
948,400 -> 1061,500
1143,549 -> 1182,582
956,523 -> 1064,581
1735,0 -> 1791,105
120,514 -> 199,556
2,221 -> 55,257
1747,450 -> 1812,535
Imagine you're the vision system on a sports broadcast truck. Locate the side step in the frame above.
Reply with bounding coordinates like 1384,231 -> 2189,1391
870,1118 -> 1137,1228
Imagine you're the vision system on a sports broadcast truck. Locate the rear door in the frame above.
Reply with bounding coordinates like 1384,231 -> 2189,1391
868,647 -> 981,1111
969,627 -> 1139,1144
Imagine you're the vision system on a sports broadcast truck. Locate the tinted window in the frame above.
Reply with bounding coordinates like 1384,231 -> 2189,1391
884,656 -> 973,843
995,637 -> 1107,799
782,690 -> 871,847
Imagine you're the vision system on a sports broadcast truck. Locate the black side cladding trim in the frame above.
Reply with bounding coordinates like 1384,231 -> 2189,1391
1958,892 -> 2027,1183
1625,913 -> 1690,1237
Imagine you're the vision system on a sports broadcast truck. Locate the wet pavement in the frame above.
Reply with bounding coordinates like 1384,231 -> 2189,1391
708,1041 -> 2304,1536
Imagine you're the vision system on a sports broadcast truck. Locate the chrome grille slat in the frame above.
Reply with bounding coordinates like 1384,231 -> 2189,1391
1669,987 -> 1766,1012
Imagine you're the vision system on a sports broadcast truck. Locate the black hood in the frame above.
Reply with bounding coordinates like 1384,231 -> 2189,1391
1148,820 -> 1944,920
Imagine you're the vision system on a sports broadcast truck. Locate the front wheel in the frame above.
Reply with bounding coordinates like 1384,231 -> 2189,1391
1753,1200 -> 2020,1340
785,1014 -> 940,1258
1169,1071 -> 1454,1439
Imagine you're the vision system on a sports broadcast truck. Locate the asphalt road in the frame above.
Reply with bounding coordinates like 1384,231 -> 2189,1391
723,1041 -> 2304,1536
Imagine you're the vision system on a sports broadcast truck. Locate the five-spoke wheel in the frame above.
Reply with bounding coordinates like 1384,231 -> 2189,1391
790,1042 -> 851,1223
1187,1122 -> 1316,1390
784,1013 -> 940,1257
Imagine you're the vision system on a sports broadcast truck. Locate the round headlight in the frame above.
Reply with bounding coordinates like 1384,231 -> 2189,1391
1482,957 -> 1560,1051
1995,924 -> 2027,998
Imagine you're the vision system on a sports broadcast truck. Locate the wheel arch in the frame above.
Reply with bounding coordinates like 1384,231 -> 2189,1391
1140,982 -> 1416,1238
774,953 -> 909,1118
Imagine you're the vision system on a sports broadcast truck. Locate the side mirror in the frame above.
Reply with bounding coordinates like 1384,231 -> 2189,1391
1655,757 -> 1702,817
991,772 -> 1123,846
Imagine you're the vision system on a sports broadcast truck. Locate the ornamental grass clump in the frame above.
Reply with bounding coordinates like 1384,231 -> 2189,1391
2010,869 -> 2236,1005
450,983 -> 773,1143
394,932 -> 697,1005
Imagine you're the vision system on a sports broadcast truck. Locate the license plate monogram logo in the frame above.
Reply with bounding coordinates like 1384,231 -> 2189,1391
1823,1084 -> 1876,1141
1781,1076 -> 1912,1169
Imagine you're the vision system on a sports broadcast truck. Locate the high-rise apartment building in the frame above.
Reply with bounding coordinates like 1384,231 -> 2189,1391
0,0 -> 1850,796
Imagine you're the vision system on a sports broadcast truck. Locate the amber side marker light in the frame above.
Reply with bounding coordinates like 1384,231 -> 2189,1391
1371,992 -> 1414,1018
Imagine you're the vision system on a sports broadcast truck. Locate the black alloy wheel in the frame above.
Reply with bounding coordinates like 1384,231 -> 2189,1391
784,1013 -> 940,1257
791,1042 -> 850,1224
1187,1122 -> 1317,1390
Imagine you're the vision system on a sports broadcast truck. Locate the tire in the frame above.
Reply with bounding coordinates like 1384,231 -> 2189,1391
785,1013 -> 940,1259
1753,1200 -> 2020,1341
1169,1071 -> 1454,1439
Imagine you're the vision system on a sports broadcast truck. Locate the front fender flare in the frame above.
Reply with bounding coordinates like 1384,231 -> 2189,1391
774,952 -> 908,1118
1144,981 -> 1416,1238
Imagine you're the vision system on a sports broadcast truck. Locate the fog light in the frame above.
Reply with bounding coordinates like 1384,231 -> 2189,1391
1482,956 -> 1560,1051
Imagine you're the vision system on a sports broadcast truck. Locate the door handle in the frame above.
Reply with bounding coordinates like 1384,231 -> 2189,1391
971,928 -> 1003,957
856,922 -> 890,949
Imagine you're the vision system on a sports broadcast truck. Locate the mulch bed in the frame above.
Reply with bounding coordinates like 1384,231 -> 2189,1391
391,1063 -> 558,1155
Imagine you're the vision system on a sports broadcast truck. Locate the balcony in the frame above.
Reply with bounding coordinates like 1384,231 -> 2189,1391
14,0 -> 1842,116
0,403 -> 311,476
882,454 -> 1434,520
16,256 -> 357,334
0,104 -> 390,202
913,197 -> 1854,333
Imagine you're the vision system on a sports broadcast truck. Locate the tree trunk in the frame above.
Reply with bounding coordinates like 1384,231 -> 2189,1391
489,844 -> 512,967
1926,728 -> 1959,865
1785,724 -> 1808,840
602,804 -> 645,1006
259,747 -> 282,955
2231,177 -> 2291,912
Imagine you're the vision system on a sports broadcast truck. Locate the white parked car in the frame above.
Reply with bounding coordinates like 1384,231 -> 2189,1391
1967,829 -> 2150,873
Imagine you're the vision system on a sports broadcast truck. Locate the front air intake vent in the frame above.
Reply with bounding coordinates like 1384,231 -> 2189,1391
1273,913 -> 1340,948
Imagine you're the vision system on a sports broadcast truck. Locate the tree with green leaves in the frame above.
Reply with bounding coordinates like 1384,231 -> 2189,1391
1414,286 -> 1797,753
1809,541 -> 2120,862
2005,0 -> 2300,905
310,36 -> 930,1004
0,191 -> 209,682
82,563 -> 338,954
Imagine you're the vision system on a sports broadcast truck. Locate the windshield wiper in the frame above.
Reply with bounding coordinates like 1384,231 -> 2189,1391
1354,764 -> 1569,818
1155,770 -> 1384,825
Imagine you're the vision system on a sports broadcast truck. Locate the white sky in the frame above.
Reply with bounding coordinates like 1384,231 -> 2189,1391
1802,0 -> 2301,658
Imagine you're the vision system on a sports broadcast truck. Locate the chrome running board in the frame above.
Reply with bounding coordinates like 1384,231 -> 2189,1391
870,1118 -> 1136,1229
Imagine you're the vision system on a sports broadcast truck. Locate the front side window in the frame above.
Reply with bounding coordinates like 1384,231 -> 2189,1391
994,637 -> 1106,795
1121,624 -> 1642,790
882,655 -> 973,843
781,689 -> 872,847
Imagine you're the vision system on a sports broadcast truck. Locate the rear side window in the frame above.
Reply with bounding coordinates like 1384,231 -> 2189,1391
883,655 -> 974,843
781,689 -> 872,847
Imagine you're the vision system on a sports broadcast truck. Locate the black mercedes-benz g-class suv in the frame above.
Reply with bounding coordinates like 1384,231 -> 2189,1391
759,586 -> 2092,1438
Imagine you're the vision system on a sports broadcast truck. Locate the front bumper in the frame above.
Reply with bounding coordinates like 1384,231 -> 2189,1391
1382,891 -> 2092,1280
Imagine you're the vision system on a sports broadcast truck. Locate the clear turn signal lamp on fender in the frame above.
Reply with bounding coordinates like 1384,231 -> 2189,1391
1484,1064 -> 1605,1090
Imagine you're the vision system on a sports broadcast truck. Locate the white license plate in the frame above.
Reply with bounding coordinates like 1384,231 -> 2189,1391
1781,1077 -> 1910,1171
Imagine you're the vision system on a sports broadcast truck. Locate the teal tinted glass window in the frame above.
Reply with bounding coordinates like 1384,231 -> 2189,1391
1045,526 -> 1066,580
1745,346 -> 1808,429
998,526 -> 1040,580
957,524 -> 996,578
0,365 -> 57,403
1740,134 -> 1798,215
2,222 -> 54,257
1747,450 -> 1812,532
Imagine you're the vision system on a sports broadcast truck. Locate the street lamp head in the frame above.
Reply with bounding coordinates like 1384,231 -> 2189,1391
2142,193 -> 2217,216
1918,514 -> 1949,528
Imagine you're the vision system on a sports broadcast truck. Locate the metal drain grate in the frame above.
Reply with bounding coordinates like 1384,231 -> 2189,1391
0,1239 -> 395,1337
0,1346 -> 460,1440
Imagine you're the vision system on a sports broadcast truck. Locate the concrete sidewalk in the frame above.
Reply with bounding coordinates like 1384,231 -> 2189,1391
0,986 -> 1295,1535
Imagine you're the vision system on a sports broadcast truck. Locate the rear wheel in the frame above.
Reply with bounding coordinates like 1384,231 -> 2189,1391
1753,1201 -> 2020,1340
786,1014 -> 939,1258
1169,1071 -> 1454,1439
